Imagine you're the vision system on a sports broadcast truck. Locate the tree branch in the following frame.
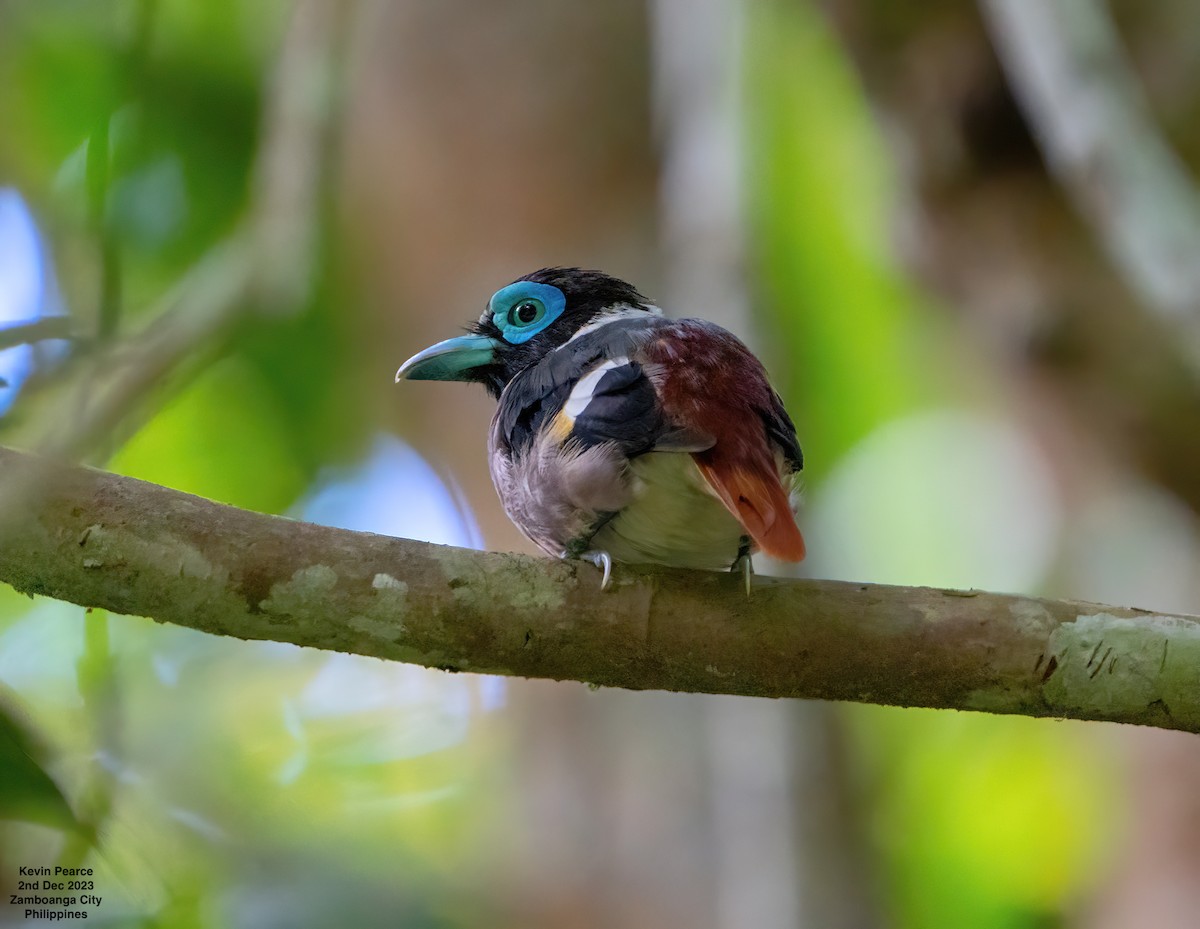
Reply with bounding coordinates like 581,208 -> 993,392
1,445 -> 1197,730
0,317 -> 77,352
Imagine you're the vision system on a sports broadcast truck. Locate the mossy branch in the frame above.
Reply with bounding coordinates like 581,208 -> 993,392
2,445 -> 1198,731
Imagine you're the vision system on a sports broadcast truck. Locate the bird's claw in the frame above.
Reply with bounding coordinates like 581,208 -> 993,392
581,550 -> 613,591
731,551 -> 753,597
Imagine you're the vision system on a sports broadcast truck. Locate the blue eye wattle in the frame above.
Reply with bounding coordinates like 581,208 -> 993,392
488,281 -> 566,344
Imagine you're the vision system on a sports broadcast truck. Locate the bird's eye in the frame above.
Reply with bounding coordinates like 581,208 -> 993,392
510,300 -> 543,326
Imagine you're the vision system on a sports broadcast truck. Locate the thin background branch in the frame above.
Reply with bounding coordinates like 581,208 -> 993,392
0,316 -> 76,352
982,0 -> 1200,372
651,1 -> 882,925
12,0 -> 354,463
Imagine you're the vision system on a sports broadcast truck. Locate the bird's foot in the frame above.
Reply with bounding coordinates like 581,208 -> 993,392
731,544 -> 754,597
580,550 -> 613,591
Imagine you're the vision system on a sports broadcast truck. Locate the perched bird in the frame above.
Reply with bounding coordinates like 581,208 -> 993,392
395,268 -> 805,590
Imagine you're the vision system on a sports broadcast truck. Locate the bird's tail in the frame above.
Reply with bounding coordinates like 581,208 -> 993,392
695,459 -> 806,562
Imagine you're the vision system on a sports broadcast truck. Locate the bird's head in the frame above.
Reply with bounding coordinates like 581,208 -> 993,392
395,267 -> 656,398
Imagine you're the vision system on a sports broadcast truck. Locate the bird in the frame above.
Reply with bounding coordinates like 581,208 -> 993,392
395,267 -> 805,591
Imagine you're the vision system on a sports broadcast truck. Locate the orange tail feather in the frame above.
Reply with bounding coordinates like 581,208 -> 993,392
696,460 -> 806,562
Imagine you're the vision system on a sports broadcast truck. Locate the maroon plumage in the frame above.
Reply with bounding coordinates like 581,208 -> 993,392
643,321 -> 806,562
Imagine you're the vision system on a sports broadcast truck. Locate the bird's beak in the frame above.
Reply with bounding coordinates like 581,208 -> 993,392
395,334 -> 501,382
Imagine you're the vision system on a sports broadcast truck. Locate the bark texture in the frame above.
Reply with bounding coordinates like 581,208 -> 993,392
1,445 -> 1197,730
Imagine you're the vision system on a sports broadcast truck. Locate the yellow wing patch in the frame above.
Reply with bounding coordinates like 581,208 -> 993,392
547,408 -> 575,444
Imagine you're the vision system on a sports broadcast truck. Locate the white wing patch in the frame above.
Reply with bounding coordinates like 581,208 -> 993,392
562,356 -> 631,422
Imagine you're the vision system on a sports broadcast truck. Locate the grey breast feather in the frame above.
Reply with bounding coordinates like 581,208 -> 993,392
488,418 -> 631,558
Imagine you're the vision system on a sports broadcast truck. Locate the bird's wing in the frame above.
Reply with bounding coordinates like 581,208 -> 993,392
494,317 -> 710,460
491,320 -> 709,548
641,320 -> 806,562
554,355 -> 714,457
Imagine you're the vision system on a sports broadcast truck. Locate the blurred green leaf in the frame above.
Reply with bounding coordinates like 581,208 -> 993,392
0,687 -> 86,835
108,355 -> 308,512
0,0 -> 263,326
850,705 -> 1116,929
0,584 -> 35,628
234,250 -> 373,476
745,0 -> 956,480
